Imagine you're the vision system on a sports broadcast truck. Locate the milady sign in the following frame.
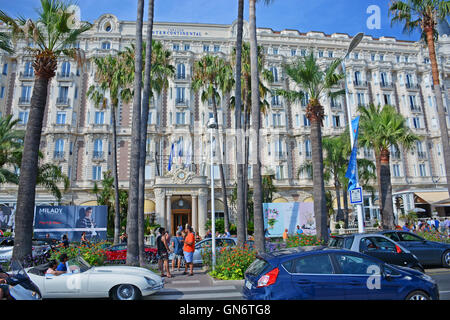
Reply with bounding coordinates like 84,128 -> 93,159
153,28 -> 202,37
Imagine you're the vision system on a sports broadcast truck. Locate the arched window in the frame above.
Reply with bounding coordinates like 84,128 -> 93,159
177,63 -> 185,79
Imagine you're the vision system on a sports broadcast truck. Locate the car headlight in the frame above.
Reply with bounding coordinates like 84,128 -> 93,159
144,277 -> 157,286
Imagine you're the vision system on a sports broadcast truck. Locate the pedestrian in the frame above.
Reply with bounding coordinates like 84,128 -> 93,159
80,232 -> 89,246
296,225 -> 303,237
60,234 -> 69,248
170,231 -> 184,272
444,217 -> 450,236
224,228 -> 231,238
156,227 -> 172,278
282,229 -> 288,243
402,223 -> 410,232
183,225 -> 195,276
56,253 -> 69,274
434,218 -> 440,232
205,229 -> 212,238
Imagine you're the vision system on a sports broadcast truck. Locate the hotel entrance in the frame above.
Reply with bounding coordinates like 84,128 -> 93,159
171,196 -> 191,235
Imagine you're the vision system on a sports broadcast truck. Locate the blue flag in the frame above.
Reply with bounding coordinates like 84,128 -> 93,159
168,143 -> 175,171
345,116 -> 360,191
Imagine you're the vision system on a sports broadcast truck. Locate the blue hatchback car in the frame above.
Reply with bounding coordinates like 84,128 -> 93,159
243,246 -> 439,300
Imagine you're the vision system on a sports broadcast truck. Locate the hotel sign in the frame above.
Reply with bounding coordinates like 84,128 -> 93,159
153,28 -> 202,37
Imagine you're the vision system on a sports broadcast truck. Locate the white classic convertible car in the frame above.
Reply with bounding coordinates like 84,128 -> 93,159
26,257 -> 163,300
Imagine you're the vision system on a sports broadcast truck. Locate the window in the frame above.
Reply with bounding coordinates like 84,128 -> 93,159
406,74 -> 413,87
74,86 -> 78,99
272,113 -> 282,127
393,164 -> 401,177
56,112 -> 66,124
398,232 -> 424,242
58,86 -> 69,102
184,44 -> 190,51
148,111 -> 153,124
176,87 -> 185,103
270,67 -> 278,82
203,45 -> 209,52
272,95 -> 281,106
295,114 -> 300,127
305,139 -> 312,158
275,165 -> 284,180
334,253 -> 380,275
354,53 -> 359,60
177,63 -> 186,79
101,41 -> 111,50
94,111 -> 105,125
419,164 -> 427,177
272,48 -> 278,55
303,115 -> 310,127
214,45 -> 220,52
301,49 -> 306,56
248,165 -> 253,180
92,166 -> 102,180
380,72 -> 387,86
2,63 -> 8,75
21,86 -> 32,102
371,54 -> 375,61
283,254 -> 334,274
18,111 -> 29,124
61,62 -> 71,76
396,56 -> 400,63
412,117 -> 421,129
383,232 -> 401,242
383,94 -> 391,105
357,93 -> 365,106
379,54 -> 384,61
409,95 -> 417,110
173,44 -> 180,51
24,61 -> 34,77
0,86 -> 4,99
328,51 -> 333,58
291,49 -> 296,57
318,50 -> 324,58
176,112 -> 186,124
359,237 -> 397,253
354,71 -> 361,84
301,92 -> 309,106
332,115 -> 340,128
69,141 -> 73,155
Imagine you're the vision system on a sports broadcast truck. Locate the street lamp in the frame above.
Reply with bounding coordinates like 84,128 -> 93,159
207,117 -> 218,271
342,32 -> 365,233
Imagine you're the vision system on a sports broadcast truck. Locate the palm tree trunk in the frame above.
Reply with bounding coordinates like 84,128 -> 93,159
111,103 -> 121,245
12,75 -> 51,261
235,0 -> 245,248
243,104 -> 249,233
309,106 -> 328,242
379,149 -> 395,229
126,0 -> 144,266
425,28 -> 450,198
335,177 -> 343,222
211,94 -> 230,232
343,187 -> 349,229
138,0 -> 155,267
249,0 -> 265,254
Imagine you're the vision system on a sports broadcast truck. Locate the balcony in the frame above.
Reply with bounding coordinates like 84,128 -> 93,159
93,151 -> 104,160
410,105 -> 422,113
57,72 -> 74,81
330,102 -> 342,110
274,151 -> 287,160
417,151 -> 427,160
18,97 -> 31,105
175,99 -> 189,107
19,72 -> 34,80
56,97 -> 70,107
53,151 -> 65,160
271,102 -> 284,109
90,123 -> 110,132
380,82 -> 394,90
391,151 -> 401,160
353,80 -> 368,88
305,151 -> 312,159
405,83 -> 420,90
53,124 -> 70,133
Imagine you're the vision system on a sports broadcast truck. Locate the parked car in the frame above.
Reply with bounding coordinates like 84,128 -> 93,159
0,238 -> 52,263
328,233 -> 424,272
243,246 -> 439,300
27,256 -> 163,300
378,230 -> 450,268
104,244 -> 157,264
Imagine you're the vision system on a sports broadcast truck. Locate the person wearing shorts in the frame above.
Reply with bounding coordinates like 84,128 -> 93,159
183,225 -> 195,276
171,231 -> 184,272
156,227 -> 172,278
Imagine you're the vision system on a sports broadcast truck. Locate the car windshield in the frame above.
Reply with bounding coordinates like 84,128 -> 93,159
246,258 -> 269,276
399,232 -> 424,242
328,237 -> 344,248
67,257 -> 92,273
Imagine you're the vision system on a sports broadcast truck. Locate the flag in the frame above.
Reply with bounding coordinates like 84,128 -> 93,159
185,140 -> 192,168
177,139 -> 183,165
168,143 -> 175,171
345,116 -> 360,191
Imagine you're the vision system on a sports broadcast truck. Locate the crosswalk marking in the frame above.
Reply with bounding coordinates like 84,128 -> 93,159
170,280 -> 201,285
148,291 -> 243,300
159,286 -> 238,293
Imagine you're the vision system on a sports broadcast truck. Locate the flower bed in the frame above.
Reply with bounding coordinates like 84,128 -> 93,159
50,241 -> 108,266
208,245 -> 256,280
416,231 -> 450,244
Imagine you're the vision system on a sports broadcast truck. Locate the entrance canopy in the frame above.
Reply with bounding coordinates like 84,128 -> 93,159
415,192 -> 449,206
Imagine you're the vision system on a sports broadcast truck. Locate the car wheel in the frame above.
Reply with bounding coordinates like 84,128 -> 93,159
442,250 -> 450,268
405,291 -> 430,301
113,284 -> 141,300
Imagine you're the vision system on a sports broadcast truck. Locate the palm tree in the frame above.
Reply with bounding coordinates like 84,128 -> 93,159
0,1 -> 91,261
389,0 -> 450,197
0,32 -> 13,54
276,53 -> 344,242
358,104 -> 420,229
234,0 -> 245,248
87,55 -> 132,245
192,55 -> 234,232
126,0 -> 145,266
138,0 -> 155,267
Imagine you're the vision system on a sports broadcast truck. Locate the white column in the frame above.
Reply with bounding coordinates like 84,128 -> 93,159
192,195 -> 198,234
166,194 -> 172,234
198,189 -> 208,238
155,189 -> 165,227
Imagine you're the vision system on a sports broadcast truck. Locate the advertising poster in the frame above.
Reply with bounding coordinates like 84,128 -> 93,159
34,206 -> 108,242
0,205 -> 14,231
263,202 -> 316,237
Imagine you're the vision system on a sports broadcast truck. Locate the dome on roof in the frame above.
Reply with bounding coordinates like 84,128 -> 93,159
437,19 -> 450,36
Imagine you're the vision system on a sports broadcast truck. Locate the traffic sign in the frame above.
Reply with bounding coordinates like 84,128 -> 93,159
350,187 -> 363,204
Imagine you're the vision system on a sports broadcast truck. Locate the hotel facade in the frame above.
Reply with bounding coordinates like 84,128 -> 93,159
1,14 -> 450,236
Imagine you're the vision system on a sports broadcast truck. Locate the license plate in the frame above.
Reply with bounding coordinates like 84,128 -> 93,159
245,280 -> 252,290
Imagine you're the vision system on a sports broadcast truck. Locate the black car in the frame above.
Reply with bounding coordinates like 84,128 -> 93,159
379,230 -> 450,268
328,233 -> 425,272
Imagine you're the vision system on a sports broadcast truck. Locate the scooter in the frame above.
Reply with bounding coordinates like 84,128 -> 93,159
2,260 -> 41,300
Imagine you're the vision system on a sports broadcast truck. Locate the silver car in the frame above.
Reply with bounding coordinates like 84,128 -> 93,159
328,233 -> 425,272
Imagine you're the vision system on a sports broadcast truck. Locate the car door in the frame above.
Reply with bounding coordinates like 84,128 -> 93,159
396,232 -> 436,264
358,236 -> 407,267
44,273 -> 81,297
286,253 -> 343,300
331,252 -> 383,300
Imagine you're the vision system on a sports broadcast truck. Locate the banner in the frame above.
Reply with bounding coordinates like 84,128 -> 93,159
34,206 -> 108,242
0,205 -> 14,230
263,202 -> 316,238
345,116 -> 360,191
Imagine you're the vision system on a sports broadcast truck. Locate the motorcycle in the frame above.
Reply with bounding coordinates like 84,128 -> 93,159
1,260 -> 42,300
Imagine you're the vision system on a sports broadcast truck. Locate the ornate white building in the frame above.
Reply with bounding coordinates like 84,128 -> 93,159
1,14 -> 450,236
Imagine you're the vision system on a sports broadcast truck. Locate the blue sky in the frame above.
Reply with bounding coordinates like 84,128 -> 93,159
1,0 -> 422,41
